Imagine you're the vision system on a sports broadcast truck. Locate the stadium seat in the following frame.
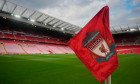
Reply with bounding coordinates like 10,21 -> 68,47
0,44 -> 5,54
36,37 -> 46,42
116,45 -> 140,54
4,43 -> 25,54
47,45 -> 64,54
57,46 -> 71,54
0,26 -> 74,55
25,36 -> 37,41
3,33 -> 15,39
21,44 -> 41,54
65,46 -> 75,53
15,34 -> 26,40
0,32 -> 3,38
133,48 -> 140,54
36,44 -> 51,54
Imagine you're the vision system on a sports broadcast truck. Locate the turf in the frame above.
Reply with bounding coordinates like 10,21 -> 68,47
0,54 -> 140,84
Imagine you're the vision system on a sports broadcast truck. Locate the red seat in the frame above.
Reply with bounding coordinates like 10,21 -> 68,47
25,36 -> 37,41
3,33 -> 15,39
36,37 -> 46,42
0,32 -> 3,38
15,34 -> 26,40
116,45 -> 140,54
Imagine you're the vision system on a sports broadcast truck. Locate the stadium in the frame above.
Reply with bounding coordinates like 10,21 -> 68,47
0,0 -> 140,84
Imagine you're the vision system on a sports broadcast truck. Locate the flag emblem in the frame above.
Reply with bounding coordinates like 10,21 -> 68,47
82,30 -> 116,63
83,31 -> 110,58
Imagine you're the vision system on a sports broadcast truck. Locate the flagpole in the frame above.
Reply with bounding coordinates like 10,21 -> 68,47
105,75 -> 111,84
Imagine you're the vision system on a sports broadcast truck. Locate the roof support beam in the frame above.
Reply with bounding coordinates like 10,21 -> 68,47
71,28 -> 80,32
64,25 -> 72,29
42,16 -> 49,23
62,24 -> 71,29
56,23 -> 65,27
127,24 -> 131,30
11,4 -> 17,14
66,26 -> 75,30
67,28 -> 78,32
66,27 -> 75,30
47,18 -> 55,24
110,28 -> 115,32
51,20 -> 60,26
21,8 -> 27,16
60,24 -> 68,28
70,27 -> 80,31
119,25 -> 123,32
112,26 -> 117,33
36,14 -> 43,21
28,11 -> 36,18
0,0 -> 6,10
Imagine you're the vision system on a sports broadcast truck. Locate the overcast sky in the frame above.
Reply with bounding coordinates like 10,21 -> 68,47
10,0 -> 140,27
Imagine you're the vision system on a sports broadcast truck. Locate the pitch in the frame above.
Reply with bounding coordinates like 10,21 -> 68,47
0,54 -> 140,84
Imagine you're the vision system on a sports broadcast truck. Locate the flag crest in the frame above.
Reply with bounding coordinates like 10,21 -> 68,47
67,6 -> 118,83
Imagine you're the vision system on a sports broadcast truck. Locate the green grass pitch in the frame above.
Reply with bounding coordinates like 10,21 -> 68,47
0,54 -> 140,84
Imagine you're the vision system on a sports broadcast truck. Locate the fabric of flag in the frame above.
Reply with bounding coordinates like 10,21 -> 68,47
67,6 -> 118,83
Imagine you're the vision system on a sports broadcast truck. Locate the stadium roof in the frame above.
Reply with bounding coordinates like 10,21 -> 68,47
0,0 -> 140,35
110,23 -> 140,34
0,0 -> 81,35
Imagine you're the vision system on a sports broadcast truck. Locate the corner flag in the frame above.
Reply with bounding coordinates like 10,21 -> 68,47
67,6 -> 118,83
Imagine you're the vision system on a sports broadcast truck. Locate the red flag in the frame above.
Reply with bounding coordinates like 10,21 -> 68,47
67,6 -> 118,83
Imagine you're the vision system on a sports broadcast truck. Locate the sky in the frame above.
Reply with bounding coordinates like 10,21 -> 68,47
9,0 -> 140,28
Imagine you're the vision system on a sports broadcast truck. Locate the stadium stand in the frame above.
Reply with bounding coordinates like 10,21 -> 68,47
1,28 -> 140,54
113,32 -> 140,54
36,37 -> 46,42
21,44 -> 41,54
133,48 -> 140,54
3,33 -> 15,39
0,32 -> 3,38
0,43 -> 5,54
65,46 -> 75,53
4,43 -> 25,54
0,0 -> 139,55
0,25 -> 140,55
36,44 -> 51,54
114,33 -> 139,45
0,37 -> 73,54
25,36 -> 37,42
0,27 -> 68,44
47,45 -> 64,54
14,34 -> 26,40
116,44 -> 140,54
56,46 -> 70,54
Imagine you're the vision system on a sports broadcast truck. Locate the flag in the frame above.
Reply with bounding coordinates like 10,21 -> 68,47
67,6 -> 118,83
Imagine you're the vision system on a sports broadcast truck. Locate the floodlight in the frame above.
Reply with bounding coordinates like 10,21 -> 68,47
3,17 -> 6,19
14,15 -> 20,18
61,28 -> 64,30
130,28 -> 137,31
11,14 -> 14,16
30,19 -> 35,22
126,30 -> 129,32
